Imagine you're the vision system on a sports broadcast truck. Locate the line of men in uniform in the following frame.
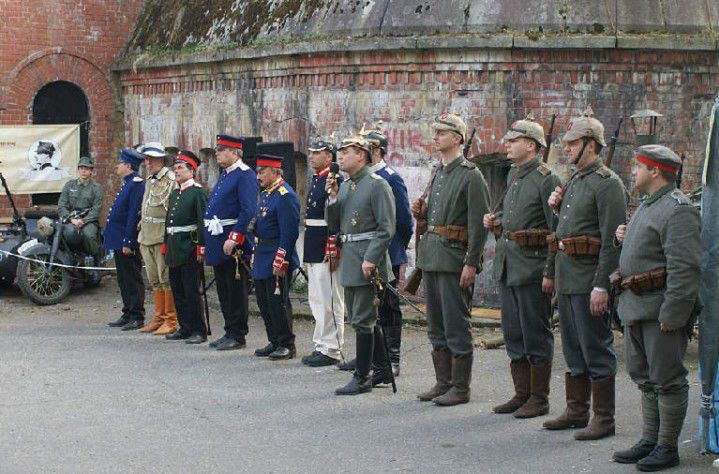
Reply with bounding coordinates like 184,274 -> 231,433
95,108 -> 696,472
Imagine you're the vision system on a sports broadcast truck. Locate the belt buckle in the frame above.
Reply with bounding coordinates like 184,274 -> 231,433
558,241 -> 565,251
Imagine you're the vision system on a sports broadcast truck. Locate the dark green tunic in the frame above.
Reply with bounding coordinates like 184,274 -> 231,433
164,184 -> 208,267
57,178 -> 103,223
492,157 -> 561,286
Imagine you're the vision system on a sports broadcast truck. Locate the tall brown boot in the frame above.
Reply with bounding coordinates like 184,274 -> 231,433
493,360 -> 530,414
432,355 -> 472,406
575,375 -> 615,440
154,290 -> 178,335
543,373 -> 590,430
514,363 -> 551,418
140,289 -> 164,333
417,349 -> 452,401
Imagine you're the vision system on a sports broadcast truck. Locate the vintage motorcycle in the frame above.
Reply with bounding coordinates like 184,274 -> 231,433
0,171 -> 105,305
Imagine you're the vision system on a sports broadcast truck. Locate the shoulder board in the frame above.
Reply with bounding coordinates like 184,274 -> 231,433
193,182 -> 202,187
132,176 -> 144,182
370,173 -> 382,180
278,186 -> 288,195
669,189 -> 691,205
536,164 -> 551,176
385,167 -> 396,175
460,160 -> 476,169
595,167 -> 611,178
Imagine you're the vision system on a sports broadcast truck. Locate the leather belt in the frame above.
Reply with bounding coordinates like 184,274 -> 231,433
166,224 -> 197,235
340,231 -> 379,243
256,237 -> 279,246
427,225 -> 468,244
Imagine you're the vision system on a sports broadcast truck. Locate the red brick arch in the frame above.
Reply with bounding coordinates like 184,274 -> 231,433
0,49 -> 120,211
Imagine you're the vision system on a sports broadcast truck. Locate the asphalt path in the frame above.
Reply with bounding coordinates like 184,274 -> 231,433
0,282 -> 713,473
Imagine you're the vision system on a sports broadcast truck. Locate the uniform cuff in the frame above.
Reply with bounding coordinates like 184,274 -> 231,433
592,287 -> 608,293
197,246 -> 205,256
228,231 -> 245,244
273,247 -> 289,271
161,244 -> 167,255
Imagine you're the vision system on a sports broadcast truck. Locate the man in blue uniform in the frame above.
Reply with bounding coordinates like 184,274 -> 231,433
105,148 -> 146,330
364,125 -> 413,380
301,138 -> 346,367
252,154 -> 301,360
203,135 -> 258,351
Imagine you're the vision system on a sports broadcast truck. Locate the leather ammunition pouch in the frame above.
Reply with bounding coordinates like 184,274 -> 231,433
609,269 -> 623,289
546,233 -> 602,257
428,225 -> 469,245
620,267 -> 667,295
507,228 -> 550,249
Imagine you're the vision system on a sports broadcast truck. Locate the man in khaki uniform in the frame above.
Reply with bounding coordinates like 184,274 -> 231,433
544,107 -> 627,440
411,114 -> 490,406
137,143 -> 178,335
612,145 -> 700,471
484,117 -> 561,418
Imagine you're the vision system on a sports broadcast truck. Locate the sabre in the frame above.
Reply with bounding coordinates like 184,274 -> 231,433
382,279 -> 427,317
370,269 -> 398,394
200,265 -> 212,336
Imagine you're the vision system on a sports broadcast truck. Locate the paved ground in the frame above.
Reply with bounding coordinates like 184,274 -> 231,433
0,280 -> 714,473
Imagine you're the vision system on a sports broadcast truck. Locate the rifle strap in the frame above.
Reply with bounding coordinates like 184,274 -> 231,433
491,162 -> 540,214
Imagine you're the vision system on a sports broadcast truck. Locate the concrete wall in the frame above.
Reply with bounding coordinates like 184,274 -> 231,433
117,45 -> 719,304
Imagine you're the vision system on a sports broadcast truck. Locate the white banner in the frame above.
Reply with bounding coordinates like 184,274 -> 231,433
0,124 -> 80,193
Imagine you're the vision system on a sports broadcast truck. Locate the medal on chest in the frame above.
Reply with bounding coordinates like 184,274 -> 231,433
350,181 -> 357,192
351,210 -> 361,227
260,206 -> 268,218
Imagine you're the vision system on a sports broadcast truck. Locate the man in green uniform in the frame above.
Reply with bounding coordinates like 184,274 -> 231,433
57,156 -> 103,257
411,114 -> 490,406
544,106 -> 627,440
326,134 -> 395,396
484,117 -> 561,418
137,143 -> 179,335
611,145 -> 700,471
164,151 -> 209,344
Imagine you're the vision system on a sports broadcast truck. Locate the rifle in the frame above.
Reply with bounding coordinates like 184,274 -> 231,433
542,114 -> 557,163
404,129 -> 477,295
676,153 -> 685,189
604,117 -> 624,169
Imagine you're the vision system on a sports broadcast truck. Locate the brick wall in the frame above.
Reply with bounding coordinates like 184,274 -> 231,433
0,0 -> 146,218
118,46 -> 719,303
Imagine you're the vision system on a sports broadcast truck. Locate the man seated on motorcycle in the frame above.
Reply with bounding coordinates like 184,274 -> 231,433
57,156 -> 103,258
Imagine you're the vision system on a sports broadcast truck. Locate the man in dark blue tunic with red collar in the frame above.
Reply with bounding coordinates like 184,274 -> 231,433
203,135 -> 258,351
252,154 -> 301,360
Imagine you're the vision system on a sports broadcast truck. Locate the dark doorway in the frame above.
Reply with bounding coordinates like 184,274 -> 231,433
31,81 -> 90,206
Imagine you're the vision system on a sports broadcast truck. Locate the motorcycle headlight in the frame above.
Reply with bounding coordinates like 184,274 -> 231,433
37,217 -> 55,237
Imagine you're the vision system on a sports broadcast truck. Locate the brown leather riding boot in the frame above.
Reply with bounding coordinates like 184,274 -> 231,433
140,289 -> 164,332
514,363 -> 551,418
417,349 -> 452,401
543,373 -> 590,430
154,290 -> 178,335
575,375 -> 615,440
493,360 -> 530,414
432,355 -> 472,406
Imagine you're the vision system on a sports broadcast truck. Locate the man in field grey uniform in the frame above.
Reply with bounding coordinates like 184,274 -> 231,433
484,117 -> 561,418
326,134 -> 395,396
411,114 -> 490,406
612,144 -> 700,471
545,106 -> 627,440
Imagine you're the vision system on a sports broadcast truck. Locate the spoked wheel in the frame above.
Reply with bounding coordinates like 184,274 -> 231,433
16,252 -> 71,305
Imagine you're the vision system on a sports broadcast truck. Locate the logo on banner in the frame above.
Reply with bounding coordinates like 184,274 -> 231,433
23,139 -> 70,181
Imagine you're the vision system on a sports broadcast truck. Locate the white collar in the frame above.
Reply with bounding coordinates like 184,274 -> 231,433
368,160 -> 386,173
225,159 -> 249,173
180,179 -> 196,191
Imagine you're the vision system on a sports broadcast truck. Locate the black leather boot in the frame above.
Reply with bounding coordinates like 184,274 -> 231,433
371,326 -> 394,387
336,333 -> 373,396
384,325 -> 401,376
337,358 -> 356,371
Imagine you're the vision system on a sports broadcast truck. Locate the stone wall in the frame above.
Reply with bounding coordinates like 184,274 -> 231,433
117,43 -> 719,304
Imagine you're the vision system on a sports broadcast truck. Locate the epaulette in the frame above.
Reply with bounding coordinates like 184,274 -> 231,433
537,164 -> 551,176
669,189 -> 691,205
460,159 -> 476,169
596,167 -> 611,178
278,186 -> 288,195
370,173 -> 382,180
132,176 -> 144,182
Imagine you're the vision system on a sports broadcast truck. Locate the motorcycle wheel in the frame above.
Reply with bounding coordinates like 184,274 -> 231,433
16,252 -> 72,305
